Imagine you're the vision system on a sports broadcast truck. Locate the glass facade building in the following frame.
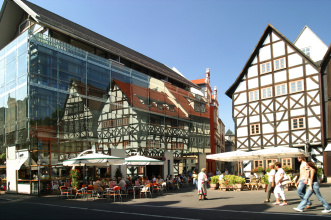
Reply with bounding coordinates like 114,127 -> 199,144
1,30 -> 210,193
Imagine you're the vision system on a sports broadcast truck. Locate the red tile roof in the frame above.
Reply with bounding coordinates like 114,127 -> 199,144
191,79 -> 206,85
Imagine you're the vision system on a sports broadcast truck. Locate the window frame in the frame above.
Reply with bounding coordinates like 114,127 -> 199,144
266,159 -> 278,165
275,83 -> 287,96
291,116 -> 305,130
250,123 -> 260,135
260,61 -> 271,74
281,158 -> 292,168
254,160 -> 263,168
261,87 -> 272,99
274,57 -> 286,71
301,47 -> 311,57
249,90 -> 259,102
290,80 -> 304,93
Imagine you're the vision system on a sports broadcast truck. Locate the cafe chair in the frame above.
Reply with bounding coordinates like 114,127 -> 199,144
140,184 -> 152,198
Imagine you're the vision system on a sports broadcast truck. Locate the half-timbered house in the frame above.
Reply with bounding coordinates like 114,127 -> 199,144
226,24 -> 325,173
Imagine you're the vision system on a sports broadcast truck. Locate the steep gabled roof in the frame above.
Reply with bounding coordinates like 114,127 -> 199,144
3,0 -> 198,89
225,24 -> 319,98
294,25 -> 328,47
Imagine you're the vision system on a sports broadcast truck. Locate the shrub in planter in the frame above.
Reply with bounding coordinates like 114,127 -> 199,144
210,175 -> 219,189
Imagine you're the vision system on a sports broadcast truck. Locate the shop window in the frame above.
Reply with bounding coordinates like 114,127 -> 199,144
254,160 -> 263,168
281,158 -> 292,168
266,159 -> 278,165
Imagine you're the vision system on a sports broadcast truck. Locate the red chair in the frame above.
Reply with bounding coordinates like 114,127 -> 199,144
107,186 -> 122,202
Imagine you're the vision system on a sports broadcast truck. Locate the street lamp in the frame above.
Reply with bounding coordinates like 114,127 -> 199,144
37,159 -> 41,196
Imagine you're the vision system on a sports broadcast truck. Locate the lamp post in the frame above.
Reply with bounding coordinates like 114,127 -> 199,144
37,160 -> 41,196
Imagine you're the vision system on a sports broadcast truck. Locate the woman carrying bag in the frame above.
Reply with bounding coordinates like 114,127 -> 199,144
293,161 -> 331,213
264,163 -> 275,203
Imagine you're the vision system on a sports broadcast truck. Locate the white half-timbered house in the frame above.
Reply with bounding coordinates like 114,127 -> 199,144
226,24 -> 325,172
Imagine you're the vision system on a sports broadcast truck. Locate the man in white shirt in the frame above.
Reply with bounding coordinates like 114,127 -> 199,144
296,156 -> 312,208
118,177 -> 126,191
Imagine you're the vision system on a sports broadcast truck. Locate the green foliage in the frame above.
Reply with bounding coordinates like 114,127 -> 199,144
265,167 -> 271,172
219,175 -> 245,186
69,169 -> 81,179
0,153 -> 6,160
282,165 -> 292,174
115,167 -> 122,182
261,174 -> 269,184
71,179 -> 79,188
317,166 -> 323,179
252,167 -> 264,173
211,175 -> 219,184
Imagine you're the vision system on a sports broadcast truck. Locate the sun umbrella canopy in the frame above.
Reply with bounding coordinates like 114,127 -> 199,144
249,146 -> 309,159
125,155 -> 164,165
206,150 -> 255,162
63,152 -> 124,166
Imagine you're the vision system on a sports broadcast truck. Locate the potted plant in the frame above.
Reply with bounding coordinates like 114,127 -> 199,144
282,165 -> 292,174
252,167 -> 264,178
260,174 -> 269,189
232,175 -> 245,191
210,175 -> 219,190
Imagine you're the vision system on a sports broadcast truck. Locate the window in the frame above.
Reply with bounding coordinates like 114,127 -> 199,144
266,159 -> 278,165
171,142 -> 184,150
290,80 -> 303,93
275,83 -> 287,96
147,140 -> 161,148
250,123 -> 260,135
123,140 -> 130,148
291,117 -> 305,130
301,47 -> 310,57
281,158 -> 292,168
262,87 -> 272,99
261,61 -> 271,74
254,160 -> 263,168
249,90 -> 259,101
274,57 -> 286,71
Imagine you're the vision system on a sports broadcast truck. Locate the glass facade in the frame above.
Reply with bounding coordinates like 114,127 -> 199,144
1,31 -> 210,189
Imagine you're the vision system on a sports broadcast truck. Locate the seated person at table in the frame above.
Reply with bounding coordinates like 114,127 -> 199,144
126,176 -> 131,185
118,177 -> 126,191
157,175 -> 164,183
248,172 -> 256,179
93,178 -> 104,195
152,175 -> 156,183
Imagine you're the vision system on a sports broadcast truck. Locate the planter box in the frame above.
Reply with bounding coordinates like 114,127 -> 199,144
210,183 -> 219,190
233,183 -> 244,191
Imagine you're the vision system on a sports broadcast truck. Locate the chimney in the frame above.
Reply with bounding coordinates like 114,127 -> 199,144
205,68 -> 210,84
214,86 -> 217,100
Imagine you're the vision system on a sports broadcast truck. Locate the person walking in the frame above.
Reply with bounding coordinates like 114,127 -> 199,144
293,161 -> 331,213
273,162 -> 287,206
264,163 -> 275,203
198,168 -> 208,201
192,170 -> 198,189
296,156 -> 312,209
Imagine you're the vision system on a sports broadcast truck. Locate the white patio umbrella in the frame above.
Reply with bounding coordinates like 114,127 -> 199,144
249,146 -> 309,159
206,150 -> 255,162
125,155 -> 164,165
63,150 -> 124,166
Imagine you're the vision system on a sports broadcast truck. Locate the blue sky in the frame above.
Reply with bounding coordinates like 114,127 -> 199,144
1,0 -> 331,132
